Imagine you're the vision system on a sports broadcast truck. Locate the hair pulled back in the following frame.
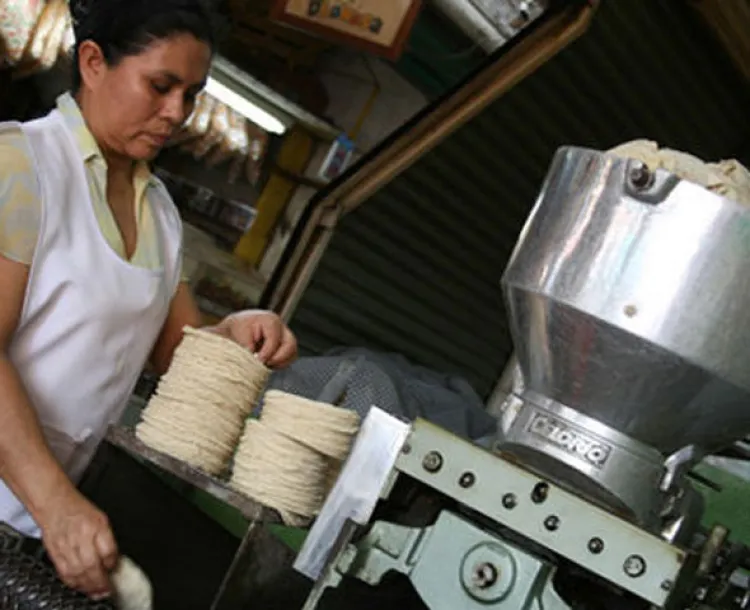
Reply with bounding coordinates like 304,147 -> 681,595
70,0 -> 216,90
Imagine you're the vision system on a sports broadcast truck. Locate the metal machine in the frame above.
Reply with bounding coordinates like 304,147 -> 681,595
294,146 -> 750,609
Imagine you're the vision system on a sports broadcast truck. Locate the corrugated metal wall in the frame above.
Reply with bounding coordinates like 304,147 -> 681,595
289,0 -> 750,399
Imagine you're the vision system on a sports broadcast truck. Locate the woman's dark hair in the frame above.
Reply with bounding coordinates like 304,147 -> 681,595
70,0 -> 216,90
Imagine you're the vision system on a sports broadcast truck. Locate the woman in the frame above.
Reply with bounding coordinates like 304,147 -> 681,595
0,0 -> 297,600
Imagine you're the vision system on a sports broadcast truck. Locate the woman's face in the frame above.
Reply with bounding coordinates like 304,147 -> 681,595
79,33 -> 212,161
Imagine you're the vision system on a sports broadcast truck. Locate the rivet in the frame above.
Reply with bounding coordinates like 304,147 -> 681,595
588,537 -> 604,554
531,482 -> 549,504
502,493 -> 517,509
623,554 -> 647,578
459,472 -> 476,488
422,451 -> 443,473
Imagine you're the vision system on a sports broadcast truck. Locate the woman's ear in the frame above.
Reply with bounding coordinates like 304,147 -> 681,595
77,40 -> 108,90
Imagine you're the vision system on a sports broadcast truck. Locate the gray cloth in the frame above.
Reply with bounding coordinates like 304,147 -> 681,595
263,348 -> 497,443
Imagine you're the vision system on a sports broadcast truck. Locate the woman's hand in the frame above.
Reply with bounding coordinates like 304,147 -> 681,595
37,483 -> 119,599
213,310 -> 298,368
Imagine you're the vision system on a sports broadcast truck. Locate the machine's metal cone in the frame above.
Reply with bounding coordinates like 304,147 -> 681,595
502,147 -> 750,456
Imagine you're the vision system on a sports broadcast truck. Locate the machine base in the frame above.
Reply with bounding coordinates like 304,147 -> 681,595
303,511 -> 568,610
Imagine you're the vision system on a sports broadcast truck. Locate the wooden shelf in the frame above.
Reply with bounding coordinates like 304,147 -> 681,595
106,426 -> 279,524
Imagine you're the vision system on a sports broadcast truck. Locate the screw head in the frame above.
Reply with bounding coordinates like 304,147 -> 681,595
531,482 -> 549,504
623,554 -> 647,578
459,472 -> 476,488
588,538 -> 604,554
422,451 -> 443,473
544,516 -> 560,531
401,443 -> 411,455
661,580 -> 673,592
471,562 -> 498,589
629,162 -> 654,190
502,493 -> 517,509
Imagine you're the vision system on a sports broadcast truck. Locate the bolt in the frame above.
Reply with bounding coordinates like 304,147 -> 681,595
544,516 -> 560,531
513,0 -> 532,25
401,443 -> 411,455
623,554 -> 647,578
459,472 -> 476,488
588,538 -> 604,554
629,163 -> 654,190
502,493 -> 517,509
471,562 -> 498,589
531,482 -> 549,504
661,580 -> 673,592
422,451 -> 443,473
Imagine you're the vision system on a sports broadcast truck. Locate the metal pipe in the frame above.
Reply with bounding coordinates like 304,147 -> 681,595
349,81 -> 381,142
278,217 -> 336,321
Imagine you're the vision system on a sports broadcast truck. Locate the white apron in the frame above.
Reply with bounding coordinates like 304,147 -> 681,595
0,110 -> 182,537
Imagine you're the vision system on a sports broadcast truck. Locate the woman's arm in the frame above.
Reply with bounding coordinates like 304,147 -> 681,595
149,282 -> 298,374
0,255 -> 117,598
0,128 -> 117,598
0,257 -> 69,523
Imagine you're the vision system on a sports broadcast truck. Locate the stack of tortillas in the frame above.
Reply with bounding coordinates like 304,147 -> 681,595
136,327 -> 269,475
608,140 -> 750,207
230,390 -> 360,525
